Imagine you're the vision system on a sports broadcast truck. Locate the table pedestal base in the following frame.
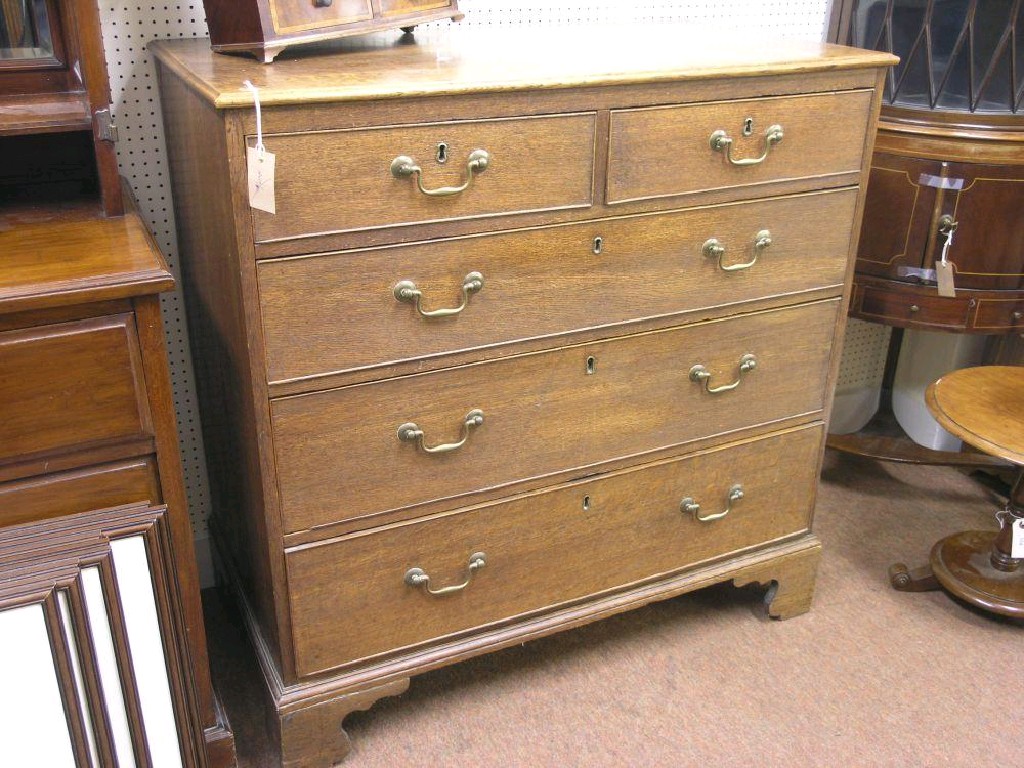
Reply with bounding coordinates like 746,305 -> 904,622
890,530 -> 1024,618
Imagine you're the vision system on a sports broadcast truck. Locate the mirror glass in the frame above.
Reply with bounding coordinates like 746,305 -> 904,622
0,0 -> 55,61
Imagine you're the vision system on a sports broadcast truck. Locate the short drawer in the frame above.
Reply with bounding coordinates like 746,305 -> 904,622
607,90 -> 873,204
973,298 -> 1024,331
271,299 -> 838,533
380,0 -> 453,15
251,113 -> 596,244
0,458 -> 161,528
286,424 -> 823,676
0,315 -> 153,465
269,0 -> 371,33
259,188 -> 858,384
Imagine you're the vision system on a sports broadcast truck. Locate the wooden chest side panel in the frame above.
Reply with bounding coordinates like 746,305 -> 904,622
156,67 -> 291,673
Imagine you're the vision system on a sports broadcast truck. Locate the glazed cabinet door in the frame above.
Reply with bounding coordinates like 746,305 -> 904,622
0,505 -> 206,768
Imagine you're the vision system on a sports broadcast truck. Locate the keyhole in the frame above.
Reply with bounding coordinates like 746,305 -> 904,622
742,117 -> 754,137
436,142 -> 448,164
586,356 -> 597,375
582,495 -> 591,512
592,236 -> 603,255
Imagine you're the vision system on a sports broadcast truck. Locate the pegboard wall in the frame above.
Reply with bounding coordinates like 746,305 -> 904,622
95,1 -> 832,583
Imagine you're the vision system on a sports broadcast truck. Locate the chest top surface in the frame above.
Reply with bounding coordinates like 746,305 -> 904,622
150,27 -> 896,109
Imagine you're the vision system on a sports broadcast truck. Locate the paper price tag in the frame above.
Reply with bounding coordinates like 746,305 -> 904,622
247,147 -> 276,214
936,260 -> 956,297
1012,518 -> 1024,559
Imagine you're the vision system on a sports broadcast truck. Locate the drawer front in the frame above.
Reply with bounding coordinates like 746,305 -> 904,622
260,188 -> 857,384
287,425 -> 823,676
252,113 -> 596,243
974,298 -> 1024,331
380,0 -> 452,15
272,300 -> 838,533
607,90 -> 873,204
854,284 -> 972,330
269,0 -> 372,33
0,459 -> 161,529
0,316 -> 152,465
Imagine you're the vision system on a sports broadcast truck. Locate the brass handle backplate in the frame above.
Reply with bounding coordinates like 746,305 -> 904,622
709,124 -> 783,166
394,271 -> 484,318
681,484 -> 744,523
398,409 -> 484,454
703,230 -> 773,272
405,552 -> 487,596
390,149 -> 491,196
689,353 -> 757,394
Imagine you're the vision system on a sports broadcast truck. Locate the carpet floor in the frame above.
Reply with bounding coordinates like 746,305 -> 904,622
206,450 -> 1023,767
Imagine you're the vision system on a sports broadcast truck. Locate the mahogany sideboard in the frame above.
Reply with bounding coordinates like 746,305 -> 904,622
0,201 -> 234,766
152,30 -> 894,765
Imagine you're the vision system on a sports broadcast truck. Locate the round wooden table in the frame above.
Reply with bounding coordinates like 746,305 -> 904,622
889,366 -> 1024,618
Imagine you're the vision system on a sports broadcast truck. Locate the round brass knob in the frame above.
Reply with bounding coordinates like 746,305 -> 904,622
909,305 -> 920,313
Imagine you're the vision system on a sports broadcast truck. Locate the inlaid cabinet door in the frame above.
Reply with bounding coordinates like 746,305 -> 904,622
0,504 -> 205,768
855,153 -> 939,281
939,161 -> 1024,291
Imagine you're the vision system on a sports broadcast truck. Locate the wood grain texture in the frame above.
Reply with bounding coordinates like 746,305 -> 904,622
252,112 -> 596,242
258,188 -> 857,384
154,35 -> 889,760
607,90 -> 873,204
0,314 -> 153,465
927,366 -> 1024,465
269,0 -> 372,33
271,300 -> 839,533
148,33 -> 895,109
0,208 -> 173,313
854,280 -> 972,330
273,678 -> 410,768
156,66 -> 295,681
201,0 -> 460,63
288,425 -> 822,676
0,458 -> 160,528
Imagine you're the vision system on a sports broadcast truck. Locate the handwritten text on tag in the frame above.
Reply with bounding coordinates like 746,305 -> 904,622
247,147 -> 276,214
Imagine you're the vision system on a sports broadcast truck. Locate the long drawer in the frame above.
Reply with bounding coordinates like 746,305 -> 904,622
607,90 -> 873,204
259,188 -> 858,384
286,424 -> 823,677
251,113 -> 597,243
0,458 -> 161,528
271,299 -> 838,533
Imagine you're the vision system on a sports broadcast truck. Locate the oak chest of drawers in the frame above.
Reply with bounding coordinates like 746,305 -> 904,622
152,29 -> 894,766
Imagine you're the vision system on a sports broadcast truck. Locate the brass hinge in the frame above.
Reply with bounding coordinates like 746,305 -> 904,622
95,109 -> 118,142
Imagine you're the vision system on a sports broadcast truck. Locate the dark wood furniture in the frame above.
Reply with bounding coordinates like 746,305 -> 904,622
0,0 -> 121,215
826,0 -> 1024,462
153,30 -> 893,766
202,0 -> 463,62
0,3 -> 233,763
0,201 -> 236,765
890,366 -> 1024,617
